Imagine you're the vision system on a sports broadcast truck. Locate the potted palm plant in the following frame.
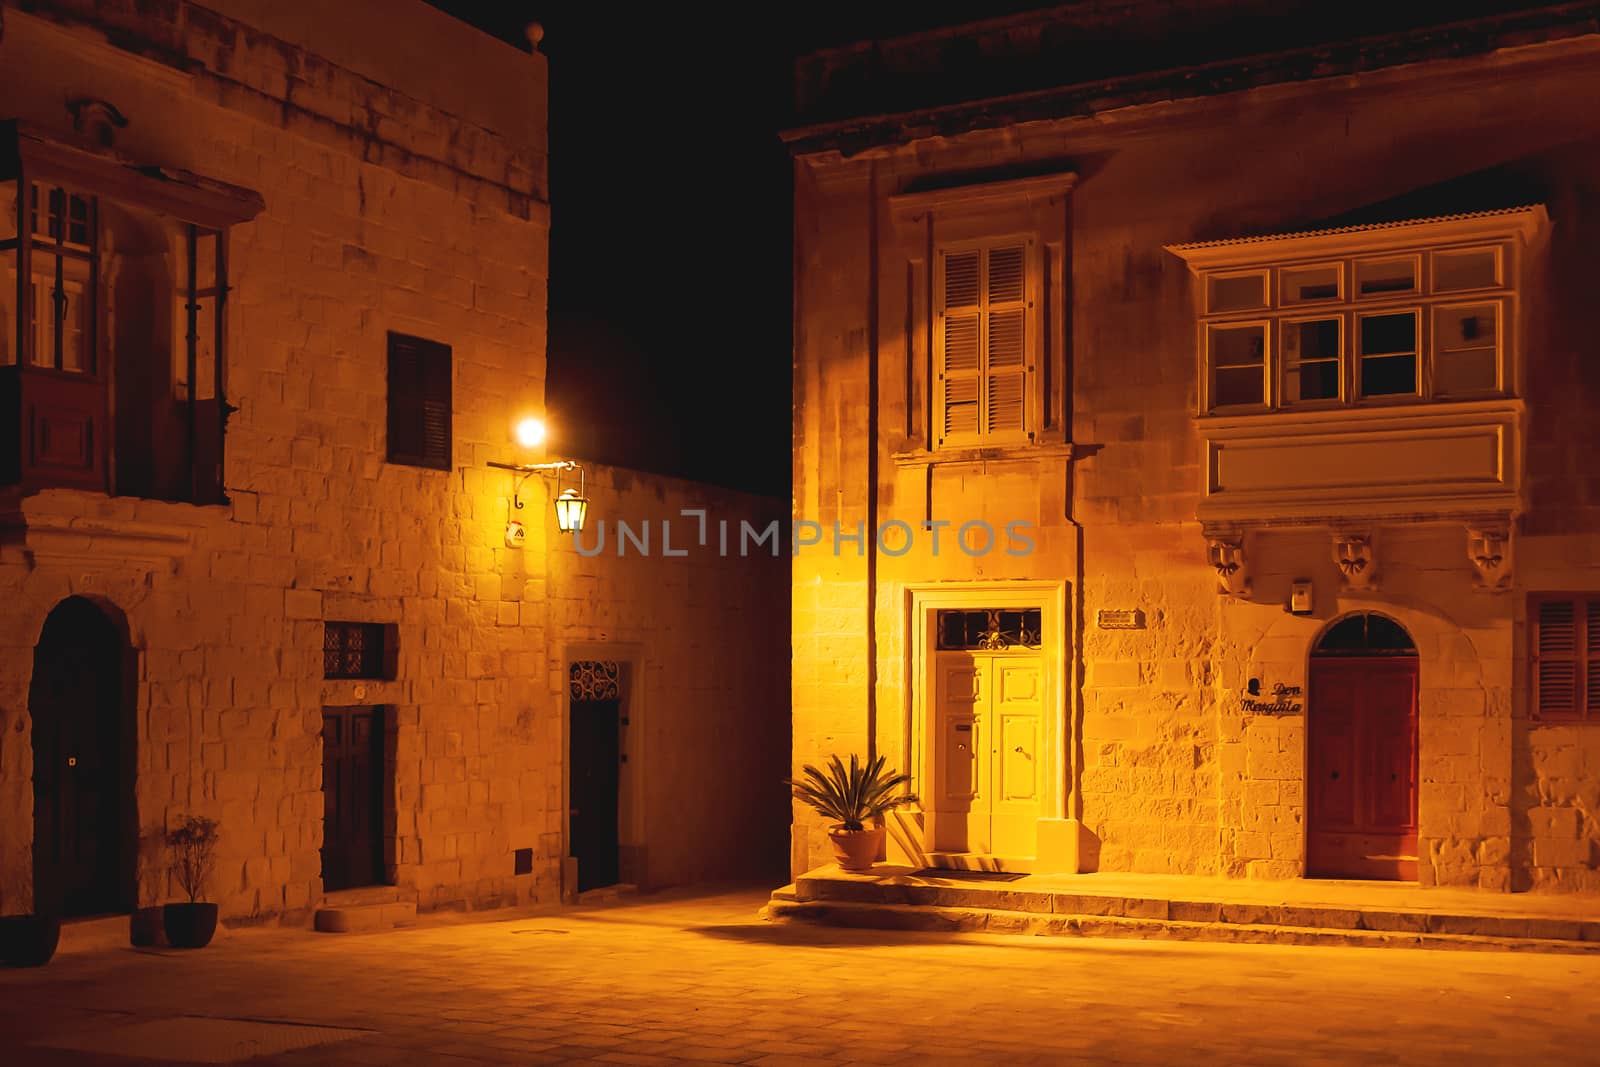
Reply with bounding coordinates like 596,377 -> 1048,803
788,754 -> 914,872
163,815 -> 220,948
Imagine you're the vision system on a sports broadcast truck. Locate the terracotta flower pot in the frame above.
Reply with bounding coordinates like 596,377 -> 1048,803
0,914 -> 61,967
828,826 -> 885,872
162,902 -> 218,949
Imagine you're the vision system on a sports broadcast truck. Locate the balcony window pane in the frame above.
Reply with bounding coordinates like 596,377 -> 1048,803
1433,303 -> 1499,395
1281,264 -> 1341,304
1284,318 -> 1341,403
1207,272 -> 1266,313
1356,257 -> 1417,296
1209,322 -> 1265,407
1432,248 -> 1499,292
1359,312 -> 1417,397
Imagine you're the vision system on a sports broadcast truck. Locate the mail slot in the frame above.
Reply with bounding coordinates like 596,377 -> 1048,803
954,723 -> 972,733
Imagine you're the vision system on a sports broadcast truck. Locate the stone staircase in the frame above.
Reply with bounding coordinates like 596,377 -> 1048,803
313,885 -> 418,934
763,867 -> 1600,954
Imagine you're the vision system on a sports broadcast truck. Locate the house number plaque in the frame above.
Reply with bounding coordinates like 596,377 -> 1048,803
1097,609 -> 1146,630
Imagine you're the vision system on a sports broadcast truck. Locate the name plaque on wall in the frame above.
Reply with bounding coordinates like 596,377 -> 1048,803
1242,682 -> 1303,715
1097,609 -> 1146,630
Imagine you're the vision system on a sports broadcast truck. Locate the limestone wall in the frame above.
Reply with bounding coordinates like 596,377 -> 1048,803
791,36 -> 1600,890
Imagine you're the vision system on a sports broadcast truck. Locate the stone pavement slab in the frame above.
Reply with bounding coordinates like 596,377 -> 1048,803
2,885 -> 1599,1065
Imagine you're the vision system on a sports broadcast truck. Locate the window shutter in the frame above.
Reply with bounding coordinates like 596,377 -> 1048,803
1588,599 -> 1600,718
386,331 -> 451,470
938,250 -> 981,442
1534,598 -> 1579,719
985,243 -> 1028,436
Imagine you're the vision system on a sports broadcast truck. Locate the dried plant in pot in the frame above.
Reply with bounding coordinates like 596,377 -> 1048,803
788,754 -> 914,873
163,815 -> 220,948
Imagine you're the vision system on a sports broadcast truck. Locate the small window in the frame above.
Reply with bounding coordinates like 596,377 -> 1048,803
1313,612 -> 1416,656
1207,271 -> 1267,313
1355,256 -> 1418,297
386,332 -> 452,470
1432,247 -> 1500,292
1280,263 -> 1341,305
1531,595 -> 1600,721
324,621 -> 397,680
1357,311 -> 1418,397
1282,317 -> 1342,404
1208,322 -> 1267,407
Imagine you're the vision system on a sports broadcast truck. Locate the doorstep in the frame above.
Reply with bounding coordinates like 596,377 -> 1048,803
313,885 -> 418,934
762,865 -> 1600,953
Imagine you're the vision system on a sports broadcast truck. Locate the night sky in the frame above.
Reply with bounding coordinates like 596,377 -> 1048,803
423,1 -> 1052,496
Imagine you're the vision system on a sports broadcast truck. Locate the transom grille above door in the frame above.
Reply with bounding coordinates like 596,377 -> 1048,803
936,609 -> 1043,651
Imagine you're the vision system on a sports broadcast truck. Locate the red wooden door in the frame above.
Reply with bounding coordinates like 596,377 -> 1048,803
1307,657 -> 1418,880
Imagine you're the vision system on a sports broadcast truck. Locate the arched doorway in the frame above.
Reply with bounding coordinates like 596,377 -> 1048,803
29,597 -> 134,916
1307,612 -> 1419,881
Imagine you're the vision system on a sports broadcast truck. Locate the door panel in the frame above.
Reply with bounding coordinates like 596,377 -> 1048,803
322,706 -> 385,892
1308,657 -> 1418,880
934,651 -> 1043,859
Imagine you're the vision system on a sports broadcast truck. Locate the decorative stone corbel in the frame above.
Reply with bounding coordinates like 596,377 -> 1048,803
1467,523 -> 1513,591
67,98 -> 128,151
1332,532 -> 1377,592
1205,531 -> 1252,598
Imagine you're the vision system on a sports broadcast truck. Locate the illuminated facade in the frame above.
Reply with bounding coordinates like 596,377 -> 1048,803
0,1 -> 786,930
787,4 -> 1600,891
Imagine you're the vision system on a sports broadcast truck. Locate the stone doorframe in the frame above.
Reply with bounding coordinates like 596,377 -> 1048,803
560,641 -> 645,898
901,582 -> 1075,872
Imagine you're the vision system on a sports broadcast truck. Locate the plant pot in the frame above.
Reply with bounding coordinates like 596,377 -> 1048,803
0,914 -> 61,967
828,826 -> 885,873
162,902 -> 218,949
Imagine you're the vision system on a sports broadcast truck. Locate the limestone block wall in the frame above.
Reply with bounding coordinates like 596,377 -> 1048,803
548,467 -> 790,890
0,1 -> 559,920
791,36 -> 1600,888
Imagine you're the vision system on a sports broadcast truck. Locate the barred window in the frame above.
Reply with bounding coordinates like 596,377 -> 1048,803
324,622 -> 396,680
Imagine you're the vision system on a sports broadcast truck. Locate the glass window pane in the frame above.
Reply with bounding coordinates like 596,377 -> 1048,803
0,267 -> 13,367
1361,354 -> 1416,396
1284,318 -> 1341,404
1209,323 -> 1265,367
1434,302 -> 1499,394
1432,248 -> 1499,291
1360,312 -> 1416,356
1287,360 -> 1341,402
1287,318 -> 1340,361
1356,257 -> 1417,296
1207,272 -> 1266,313
1281,264 -> 1340,304
59,268 -> 89,373
1214,366 -> 1263,407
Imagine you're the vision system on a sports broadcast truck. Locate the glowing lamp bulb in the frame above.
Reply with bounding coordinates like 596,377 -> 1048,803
514,417 -> 547,449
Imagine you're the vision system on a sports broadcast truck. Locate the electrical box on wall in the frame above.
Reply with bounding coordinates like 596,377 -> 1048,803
1289,579 -> 1313,615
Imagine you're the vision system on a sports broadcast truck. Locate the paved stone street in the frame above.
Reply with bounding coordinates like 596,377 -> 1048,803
3,886 -> 1599,1066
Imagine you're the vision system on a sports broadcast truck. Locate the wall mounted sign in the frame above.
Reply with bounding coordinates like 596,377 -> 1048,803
1242,682 -> 1303,715
1097,609 -> 1146,630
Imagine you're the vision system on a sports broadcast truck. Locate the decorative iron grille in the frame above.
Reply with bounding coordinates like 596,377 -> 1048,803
324,621 -> 388,679
935,608 -> 1043,651
570,660 -> 621,701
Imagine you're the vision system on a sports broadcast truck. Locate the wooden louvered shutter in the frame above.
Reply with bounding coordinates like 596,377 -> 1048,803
1589,599 -> 1600,719
1533,597 -> 1580,719
386,331 -> 452,470
935,242 -> 1032,447
985,243 -> 1028,437
937,249 -> 981,443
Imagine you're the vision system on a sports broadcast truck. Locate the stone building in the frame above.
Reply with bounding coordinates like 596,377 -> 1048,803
786,2 -> 1600,892
0,0 -> 787,933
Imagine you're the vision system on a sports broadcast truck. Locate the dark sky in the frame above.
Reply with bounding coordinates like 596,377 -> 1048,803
422,1 -> 1050,496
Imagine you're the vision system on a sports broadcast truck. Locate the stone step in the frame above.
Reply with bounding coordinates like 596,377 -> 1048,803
791,872 -> 1600,944
765,898 -> 1600,954
313,887 -> 418,934
576,883 -> 639,907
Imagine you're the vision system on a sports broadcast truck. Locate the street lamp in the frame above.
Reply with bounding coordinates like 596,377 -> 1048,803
488,415 -> 590,543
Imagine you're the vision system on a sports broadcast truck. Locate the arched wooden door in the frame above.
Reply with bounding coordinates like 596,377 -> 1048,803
29,597 -> 133,917
1307,613 -> 1419,881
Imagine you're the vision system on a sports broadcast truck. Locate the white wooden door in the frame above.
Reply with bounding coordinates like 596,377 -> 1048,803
932,651 -> 1043,856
